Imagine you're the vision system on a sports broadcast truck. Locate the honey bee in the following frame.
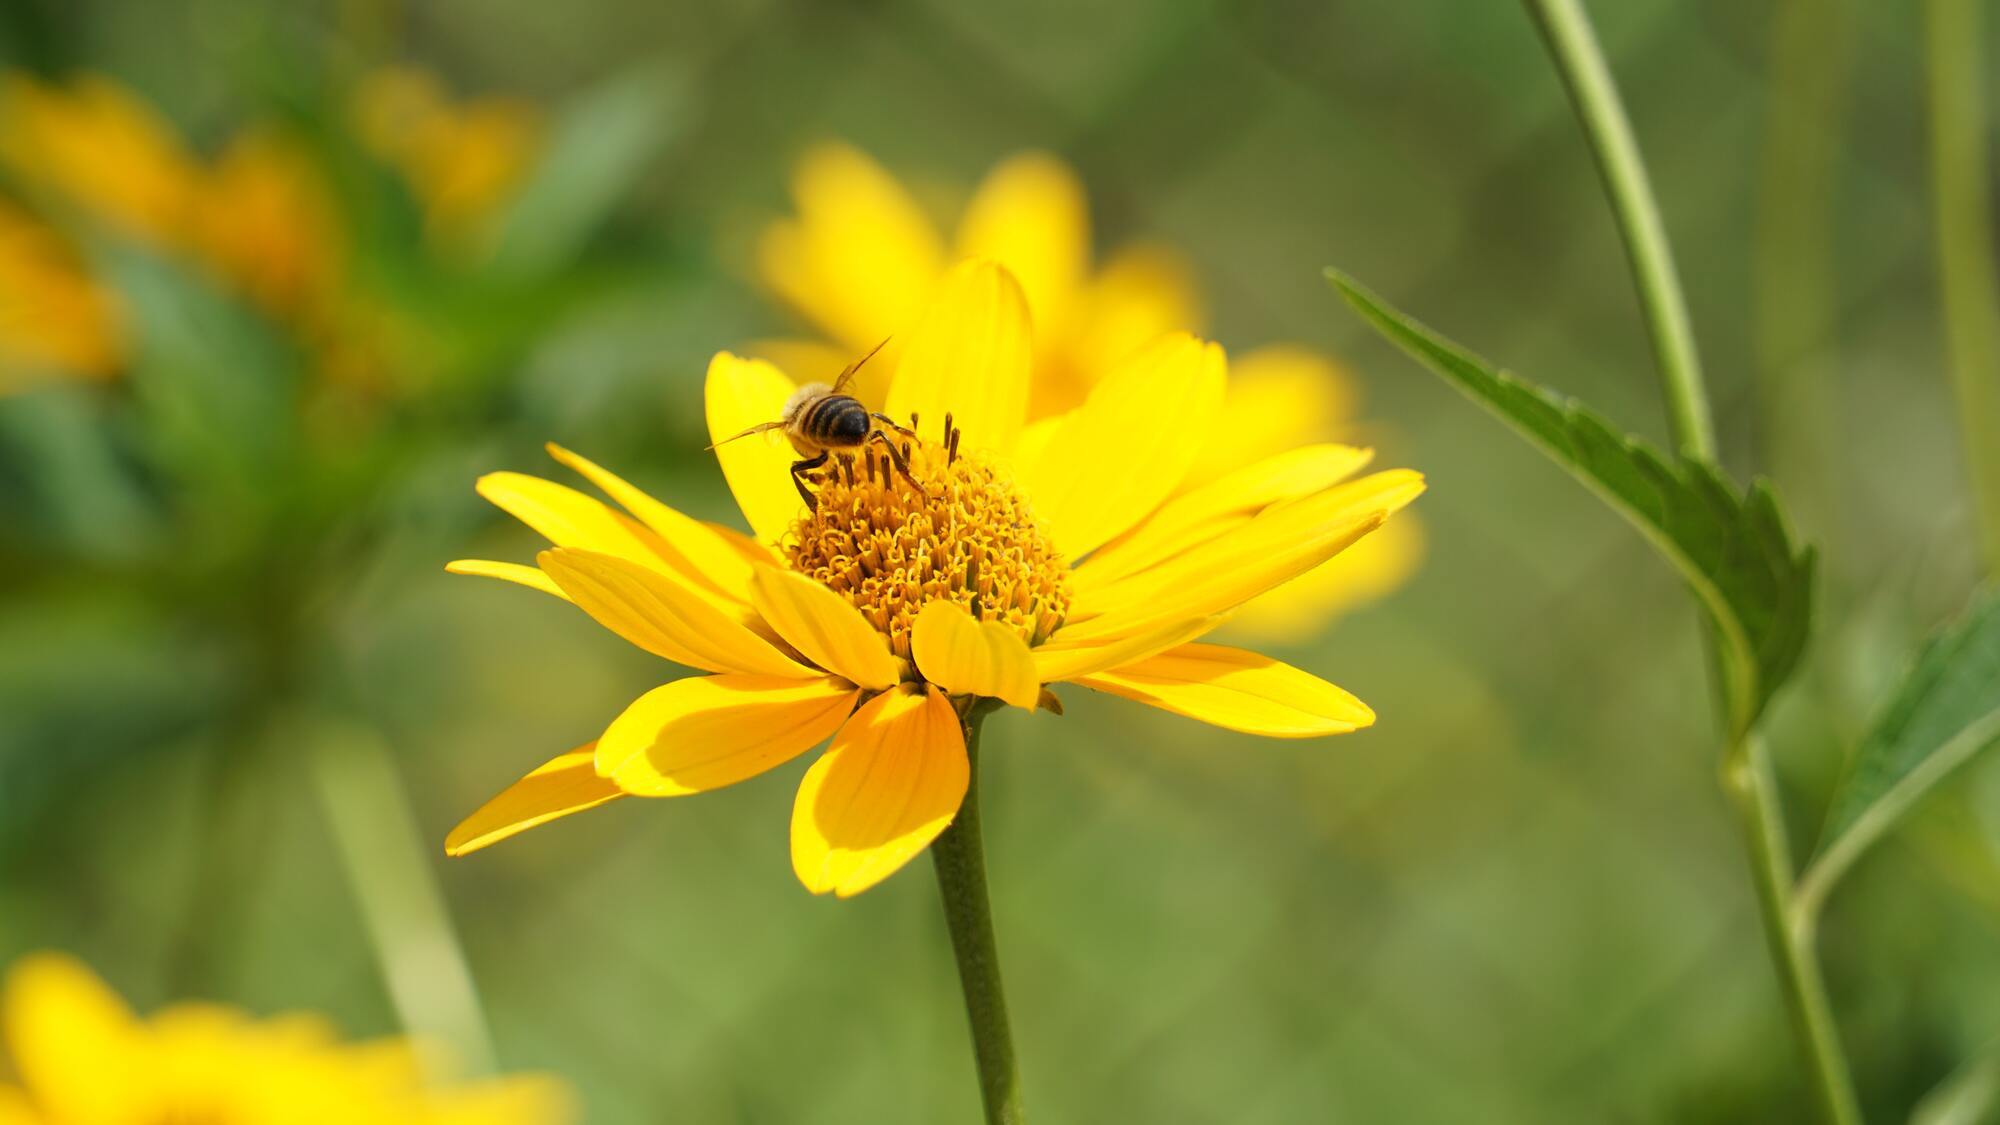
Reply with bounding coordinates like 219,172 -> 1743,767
710,339 -> 928,507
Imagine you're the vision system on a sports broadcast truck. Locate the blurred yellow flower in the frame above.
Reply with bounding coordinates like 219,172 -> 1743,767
0,199 -> 123,389
355,68 -> 541,241
0,74 -> 201,247
0,952 -> 573,1125
754,144 -> 1423,639
199,129 -> 342,322
447,261 -> 1422,896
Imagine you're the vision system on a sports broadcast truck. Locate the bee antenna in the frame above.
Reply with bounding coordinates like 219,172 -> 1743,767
831,336 -> 893,395
705,420 -> 784,450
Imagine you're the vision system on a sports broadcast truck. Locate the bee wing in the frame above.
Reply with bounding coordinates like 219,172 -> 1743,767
831,336 -> 892,396
705,420 -> 786,450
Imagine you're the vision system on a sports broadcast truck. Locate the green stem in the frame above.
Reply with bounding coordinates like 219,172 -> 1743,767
1524,2 -> 1862,1119
1722,737 -> 1863,1125
930,707 -> 1022,1125
1522,0 -> 1714,459
1924,0 -> 2000,576
308,716 -> 498,1078
1752,0 -> 1849,542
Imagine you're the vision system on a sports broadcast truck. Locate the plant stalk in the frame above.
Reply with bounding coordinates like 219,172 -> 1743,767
1924,0 -> 2000,576
1723,737 -> 1863,1125
930,707 -> 1022,1125
1523,1 -> 1861,1119
308,717 -> 498,1078
1522,0 -> 1715,460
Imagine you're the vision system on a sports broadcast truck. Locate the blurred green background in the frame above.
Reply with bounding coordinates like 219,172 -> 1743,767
1,0 -> 1994,1121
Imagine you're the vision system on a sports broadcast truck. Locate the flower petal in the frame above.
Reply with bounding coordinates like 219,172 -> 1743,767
748,567 -> 902,691
757,143 -> 943,353
476,471 -> 670,568
1031,615 -> 1221,683
705,352 -> 805,546
445,745 -> 624,856
1016,332 -> 1227,559
884,259 -> 1032,453
540,548 -> 814,677
1073,643 -> 1374,737
1036,243 -> 1202,414
445,558 -> 570,601
596,674 -> 859,796
911,601 -> 1039,710
954,151 -> 1088,328
544,443 -> 759,605
1,953 -> 146,1124
791,686 -> 967,897
1188,345 -> 1361,485
1077,443 -> 1374,589
1223,515 -> 1425,643
1063,470 -> 1424,639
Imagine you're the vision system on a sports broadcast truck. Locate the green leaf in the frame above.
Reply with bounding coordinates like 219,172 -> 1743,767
1801,588 -> 2000,906
1327,268 -> 1814,738
489,64 -> 689,277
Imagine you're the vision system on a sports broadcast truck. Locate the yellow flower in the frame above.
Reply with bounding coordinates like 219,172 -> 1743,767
0,952 -> 572,1125
0,74 -> 201,248
446,261 -> 1423,897
0,199 -> 123,389
198,129 -> 342,322
753,143 -> 1423,638
354,68 -> 540,242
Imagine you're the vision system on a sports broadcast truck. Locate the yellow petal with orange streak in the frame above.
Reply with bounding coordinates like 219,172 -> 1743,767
445,745 -> 623,856
595,674 -> 858,796
790,686 -> 966,897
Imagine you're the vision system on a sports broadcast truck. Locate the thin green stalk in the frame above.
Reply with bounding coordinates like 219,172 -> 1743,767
930,707 -> 1022,1125
1523,0 -> 1714,459
308,717 -> 497,1078
1753,0 -> 1849,544
1723,737 -> 1864,1125
1924,0 -> 2000,576
1523,2 -> 1861,1120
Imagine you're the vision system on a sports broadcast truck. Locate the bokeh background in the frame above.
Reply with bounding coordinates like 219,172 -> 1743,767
1,0 -> 1994,1121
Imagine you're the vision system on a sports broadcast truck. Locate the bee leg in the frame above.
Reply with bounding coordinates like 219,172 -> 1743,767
869,412 -> 920,439
790,452 -> 829,510
865,429 -> 929,495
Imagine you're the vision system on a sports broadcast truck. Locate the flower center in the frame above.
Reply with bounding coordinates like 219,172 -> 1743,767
784,436 -> 1071,663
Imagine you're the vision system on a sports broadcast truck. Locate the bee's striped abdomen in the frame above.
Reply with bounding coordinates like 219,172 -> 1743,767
802,394 -> 872,448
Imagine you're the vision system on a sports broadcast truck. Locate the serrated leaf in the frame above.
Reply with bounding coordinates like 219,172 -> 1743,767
1803,589 -> 2000,903
1328,268 -> 1814,737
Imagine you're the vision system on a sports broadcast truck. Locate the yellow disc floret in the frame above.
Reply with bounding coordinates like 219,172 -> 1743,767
785,436 -> 1070,663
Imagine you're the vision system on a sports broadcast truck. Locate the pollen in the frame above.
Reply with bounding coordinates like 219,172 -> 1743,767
784,435 -> 1071,663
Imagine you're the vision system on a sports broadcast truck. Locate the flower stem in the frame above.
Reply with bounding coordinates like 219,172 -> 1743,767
1523,1 -> 1862,1119
1923,0 -> 2000,576
930,707 -> 1023,1125
1522,0 -> 1714,460
307,715 -> 498,1078
1722,736 -> 1863,1125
